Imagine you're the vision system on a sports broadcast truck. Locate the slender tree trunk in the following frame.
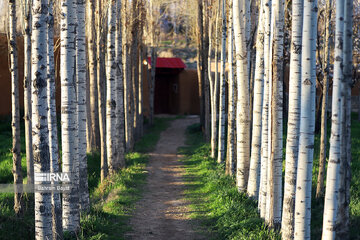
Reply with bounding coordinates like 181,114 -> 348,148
267,0 -> 284,229
87,0 -> 99,152
336,0 -> 353,238
226,0 -> 236,176
131,0 -> 140,141
23,0 -> 34,185
322,1 -> 345,238
138,44 -> 144,138
97,0 -> 108,181
294,0 -> 317,238
197,0 -> 205,130
61,0 -> 80,233
281,0 -> 303,238
203,0 -> 211,143
32,0 -> 52,238
247,0 -> 264,199
258,0 -> 271,218
106,0 -> 120,174
123,6 -> 134,151
47,1 -> 63,238
76,0 -> 90,211
116,0 -> 126,168
233,0 -> 251,192
209,18 -> 217,159
9,0 -> 23,217
213,0 -> 220,157
217,0 -> 226,164
316,0 -> 332,200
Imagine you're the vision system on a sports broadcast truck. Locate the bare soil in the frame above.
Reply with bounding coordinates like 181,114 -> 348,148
125,116 -> 205,240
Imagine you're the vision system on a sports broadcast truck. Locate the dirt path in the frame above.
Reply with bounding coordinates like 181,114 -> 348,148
125,116 -> 205,240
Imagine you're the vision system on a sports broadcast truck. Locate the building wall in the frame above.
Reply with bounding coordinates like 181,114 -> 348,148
141,65 -> 200,118
0,34 -> 61,116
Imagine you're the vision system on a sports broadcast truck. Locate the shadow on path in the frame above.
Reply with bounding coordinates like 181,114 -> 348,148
125,116 -> 205,240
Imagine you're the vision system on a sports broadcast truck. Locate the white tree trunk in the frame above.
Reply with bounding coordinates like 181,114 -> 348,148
336,1 -> 353,238
247,0 -> 264,199
61,0 -> 80,233
116,0 -> 126,168
76,0 -> 90,211
97,0 -> 107,182
107,0 -> 120,173
217,0 -> 226,164
281,0 -> 303,238
267,0 -> 284,229
258,0 -> 271,218
233,0 -> 251,192
47,1 -> 63,238
23,0 -> 34,185
87,0 -> 99,152
208,18 -> 217,159
294,0 -> 317,238
321,1 -> 344,238
9,0 -> 23,216
31,0 -> 52,238
316,0 -> 332,200
226,0 -> 236,176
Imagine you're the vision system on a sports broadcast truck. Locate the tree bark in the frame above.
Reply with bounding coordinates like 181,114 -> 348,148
61,0 -> 80,233
322,1 -> 344,238
47,1 -> 63,238
106,0 -> 120,174
87,0 -> 100,152
281,0 -> 303,238
32,0 -> 52,238
217,0 -> 226,164
226,0 -> 236,176
116,0 -> 126,168
23,0 -> 34,185
316,0 -> 332,200
294,0 -> 318,238
97,0 -> 108,182
267,0 -> 284,229
336,0 -> 353,238
76,0 -> 90,212
247,0 -> 264,199
258,0 -> 271,218
9,0 -> 23,217
233,0 -> 251,192
197,0 -> 205,131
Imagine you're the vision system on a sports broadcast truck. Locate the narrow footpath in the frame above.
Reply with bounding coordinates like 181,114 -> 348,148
125,116 -> 205,240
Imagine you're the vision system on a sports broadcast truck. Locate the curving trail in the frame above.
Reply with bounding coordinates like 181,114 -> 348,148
125,116 -> 205,240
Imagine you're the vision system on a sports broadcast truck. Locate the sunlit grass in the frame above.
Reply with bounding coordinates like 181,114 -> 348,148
0,116 -> 173,240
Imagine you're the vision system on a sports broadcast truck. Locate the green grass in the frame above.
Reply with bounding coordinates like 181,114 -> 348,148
77,117 -> 173,240
310,113 -> 360,239
179,124 -> 280,240
0,116 -> 173,240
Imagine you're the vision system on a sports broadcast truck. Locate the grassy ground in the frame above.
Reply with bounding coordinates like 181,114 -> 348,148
179,124 -> 280,240
180,114 -> 360,240
0,116 -> 173,240
310,113 -> 360,239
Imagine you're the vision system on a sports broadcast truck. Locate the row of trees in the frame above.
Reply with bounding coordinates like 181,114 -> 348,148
196,0 -> 355,239
8,0 -> 154,238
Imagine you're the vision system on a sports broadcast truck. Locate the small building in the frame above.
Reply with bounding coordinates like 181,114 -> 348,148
142,57 -> 200,117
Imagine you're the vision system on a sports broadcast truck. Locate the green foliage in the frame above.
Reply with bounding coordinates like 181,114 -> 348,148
180,123 -> 280,240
